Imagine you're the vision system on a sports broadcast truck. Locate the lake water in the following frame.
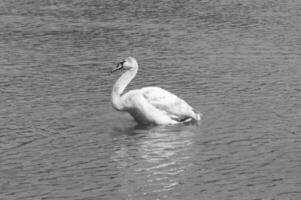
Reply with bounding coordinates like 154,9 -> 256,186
0,0 -> 301,199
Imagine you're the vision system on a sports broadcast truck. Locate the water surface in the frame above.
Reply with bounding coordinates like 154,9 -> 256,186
1,0 -> 301,199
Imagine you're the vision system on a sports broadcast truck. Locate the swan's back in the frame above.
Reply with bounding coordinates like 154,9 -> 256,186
123,86 -> 200,122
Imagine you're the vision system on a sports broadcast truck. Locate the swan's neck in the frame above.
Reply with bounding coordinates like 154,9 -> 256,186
111,68 -> 137,111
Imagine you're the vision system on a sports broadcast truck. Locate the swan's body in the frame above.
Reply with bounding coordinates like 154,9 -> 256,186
111,57 -> 202,125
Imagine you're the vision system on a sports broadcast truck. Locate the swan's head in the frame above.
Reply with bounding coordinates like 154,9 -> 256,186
111,57 -> 138,73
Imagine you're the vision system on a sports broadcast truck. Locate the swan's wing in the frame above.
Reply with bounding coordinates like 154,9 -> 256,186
139,87 -> 200,121
121,89 -> 178,125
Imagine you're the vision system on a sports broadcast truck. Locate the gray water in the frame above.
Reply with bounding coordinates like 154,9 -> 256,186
1,0 -> 301,199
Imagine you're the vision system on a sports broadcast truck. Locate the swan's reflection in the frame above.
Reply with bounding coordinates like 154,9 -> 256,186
112,125 -> 197,197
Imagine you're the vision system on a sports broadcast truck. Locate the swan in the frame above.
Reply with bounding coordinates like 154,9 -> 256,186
111,57 -> 202,125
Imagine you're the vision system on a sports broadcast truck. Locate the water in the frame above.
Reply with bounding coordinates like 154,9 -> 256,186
0,0 -> 301,199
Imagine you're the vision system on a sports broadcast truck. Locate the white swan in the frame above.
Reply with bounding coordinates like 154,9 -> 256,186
111,57 -> 202,125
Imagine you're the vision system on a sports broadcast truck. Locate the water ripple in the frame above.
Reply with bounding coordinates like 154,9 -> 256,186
1,0 -> 301,200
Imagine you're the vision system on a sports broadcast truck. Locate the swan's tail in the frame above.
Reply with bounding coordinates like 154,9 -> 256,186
194,112 -> 202,121
179,110 -> 202,124
190,109 -> 202,121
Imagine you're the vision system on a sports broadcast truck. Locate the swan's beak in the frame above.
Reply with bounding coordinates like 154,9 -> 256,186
111,62 -> 124,73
